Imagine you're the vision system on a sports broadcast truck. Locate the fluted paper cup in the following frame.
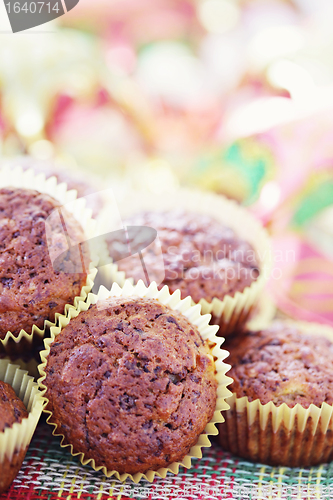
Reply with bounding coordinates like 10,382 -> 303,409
218,321 -> 333,467
0,359 -> 46,493
38,279 -> 232,483
0,165 -> 97,357
100,188 -> 271,337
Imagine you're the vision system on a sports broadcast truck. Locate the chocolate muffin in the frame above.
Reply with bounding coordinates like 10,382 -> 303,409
0,187 -> 89,340
44,296 -> 217,475
3,156 -> 105,217
218,322 -> 333,466
108,210 -> 259,304
225,322 -> 333,408
0,380 -> 29,494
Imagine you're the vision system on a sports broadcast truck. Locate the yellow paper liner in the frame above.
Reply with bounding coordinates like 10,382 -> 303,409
0,360 -> 46,476
218,320 -> 333,467
0,356 -> 40,380
99,188 -> 272,337
38,279 -> 233,483
0,165 -> 98,356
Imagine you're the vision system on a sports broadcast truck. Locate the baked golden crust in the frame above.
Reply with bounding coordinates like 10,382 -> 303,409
111,210 -> 259,303
225,322 -> 333,408
44,296 -> 217,474
0,187 -> 88,339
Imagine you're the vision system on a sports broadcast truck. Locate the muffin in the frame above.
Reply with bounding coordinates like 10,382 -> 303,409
39,280 -> 231,482
0,186 -> 91,358
109,210 -> 260,304
0,381 -> 28,494
103,189 -> 271,336
0,360 -> 45,494
2,156 -> 105,217
44,297 -> 217,473
218,321 -> 333,466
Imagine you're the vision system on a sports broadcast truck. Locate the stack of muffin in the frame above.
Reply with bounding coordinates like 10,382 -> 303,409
1,158 -> 333,492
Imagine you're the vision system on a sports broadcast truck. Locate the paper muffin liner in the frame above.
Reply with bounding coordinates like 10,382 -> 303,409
99,188 -> 272,337
218,320 -> 333,467
0,359 -> 46,492
38,279 -> 233,483
0,356 -> 40,380
246,294 -> 277,331
0,165 -> 98,357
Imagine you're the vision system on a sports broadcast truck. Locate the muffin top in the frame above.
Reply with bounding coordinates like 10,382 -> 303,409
44,296 -> 217,474
0,187 -> 89,339
0,380 -> 28,432
226,322 -> 333,408
3,157 -> 105,217
110,210 -> 259,303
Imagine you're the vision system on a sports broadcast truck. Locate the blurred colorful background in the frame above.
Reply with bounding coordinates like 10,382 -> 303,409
0,0 -> 332,327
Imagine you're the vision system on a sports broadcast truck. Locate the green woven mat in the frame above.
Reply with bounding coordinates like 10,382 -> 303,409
5,420 -> 333,500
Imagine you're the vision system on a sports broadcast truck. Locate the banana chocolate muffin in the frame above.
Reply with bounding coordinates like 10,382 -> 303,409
44,296 -> 217,475
3,156 -> 105,217
218,322 -> 333,467
0,187 -> 89,340
224,322 -> 333,408
108,210 -> 259,303
0,380 -> 29,494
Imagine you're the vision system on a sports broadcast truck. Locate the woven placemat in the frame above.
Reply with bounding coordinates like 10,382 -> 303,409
1,420 -> 333,500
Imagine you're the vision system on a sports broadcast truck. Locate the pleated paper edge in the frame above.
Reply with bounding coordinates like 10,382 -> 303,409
38,279 -> 233,483
220,320 -> 333,466
0,359 -> 46,462
98,188 -> 272,336
0,164 -> 98,352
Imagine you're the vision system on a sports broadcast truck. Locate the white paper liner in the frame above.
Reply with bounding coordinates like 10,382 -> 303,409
0,359 -> 46,463
99,188 -> 272,336
38,279 -> 233,483
0,165 -> 98,354
219,320 -> 333,467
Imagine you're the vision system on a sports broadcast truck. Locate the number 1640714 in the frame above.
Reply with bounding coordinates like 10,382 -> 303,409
5,2 -> 60,14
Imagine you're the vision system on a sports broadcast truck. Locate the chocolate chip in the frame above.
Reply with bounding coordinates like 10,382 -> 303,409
119,394 -> 136,410
166,316 -> 183,331
0,277 -> 13,288
153,437 -> 164,456
192,391 -> 201,403
142,419 -> 153,429
14,407 -> 21,421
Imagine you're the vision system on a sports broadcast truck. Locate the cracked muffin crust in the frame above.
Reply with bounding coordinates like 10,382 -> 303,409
0,380 -> 29,494
225,322 -> 333,408
44,296 -> 218,474
109,210 -> 259,303
0,187 -> 88,339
